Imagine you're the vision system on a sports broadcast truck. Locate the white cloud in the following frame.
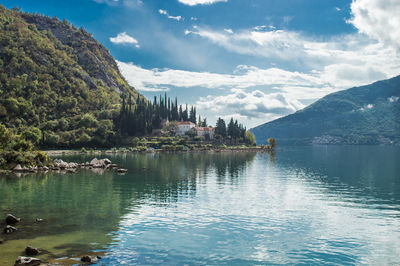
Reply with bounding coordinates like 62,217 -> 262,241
253,25 -> 275,31
158,9 -> 183,21
350,0 -> 400,50
158,9 -> 167,15
224,28 -> 233,34
114,0 -> 400,126
178,0 -> 227,6
117,61 -> 326,93
184,26 -> 400,87
196,89 -> 305,119
109,32 -> 140,46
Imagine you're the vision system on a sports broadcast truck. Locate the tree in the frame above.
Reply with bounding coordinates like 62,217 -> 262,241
163,121 -> 178,136
215,118 -> 227,137
267,138 -> 277,148
244,131 -> 256,146
185,128 -> 197,138
189,106 -> 196,123
0,123 -> 13,149
227,118 -> 235,140
21,127 -> 42,146
131,137 -> 140,147
79,113 -> 98,128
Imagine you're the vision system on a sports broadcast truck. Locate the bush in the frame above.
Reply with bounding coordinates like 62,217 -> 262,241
137,145 -> 147,152
194,136 -> 205,142
131,137 -> 140,147
11,137 -> 34,152
21,127 -> 42,145
0,123 -> 13,149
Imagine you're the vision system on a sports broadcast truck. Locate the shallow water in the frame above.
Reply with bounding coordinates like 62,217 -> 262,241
0,146 -> 400,265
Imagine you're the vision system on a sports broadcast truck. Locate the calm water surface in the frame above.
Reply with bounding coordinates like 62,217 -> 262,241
0,146 -> 400,265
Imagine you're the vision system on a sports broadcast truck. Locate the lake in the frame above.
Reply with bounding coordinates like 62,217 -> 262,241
1,146 -> 400,265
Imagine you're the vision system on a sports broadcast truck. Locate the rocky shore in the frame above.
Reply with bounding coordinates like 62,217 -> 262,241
2,213 -> 105,265
12,158 -> 127,174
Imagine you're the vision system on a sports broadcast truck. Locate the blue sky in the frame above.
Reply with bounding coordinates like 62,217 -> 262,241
2,0 -> 400,128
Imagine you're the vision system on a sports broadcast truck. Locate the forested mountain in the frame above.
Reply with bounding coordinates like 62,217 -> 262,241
251,75 -> 400,145
0,5 -> 139,147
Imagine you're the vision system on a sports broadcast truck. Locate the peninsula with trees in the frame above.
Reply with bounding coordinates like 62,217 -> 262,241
0,5 -> 263,170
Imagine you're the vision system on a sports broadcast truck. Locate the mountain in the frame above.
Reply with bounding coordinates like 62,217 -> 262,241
251,75 -> 400,145
0,5 -> 140,147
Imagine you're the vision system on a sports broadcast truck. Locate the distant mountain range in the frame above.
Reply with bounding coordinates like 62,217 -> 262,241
251,75 -> 400,145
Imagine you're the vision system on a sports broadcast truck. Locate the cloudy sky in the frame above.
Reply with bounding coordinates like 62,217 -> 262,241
3,0 -> 400,128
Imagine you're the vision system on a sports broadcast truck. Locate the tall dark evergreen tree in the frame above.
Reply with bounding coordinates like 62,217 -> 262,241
215,117 -> 227,137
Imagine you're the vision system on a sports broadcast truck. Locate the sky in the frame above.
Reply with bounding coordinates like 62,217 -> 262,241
2,0 -> 400,128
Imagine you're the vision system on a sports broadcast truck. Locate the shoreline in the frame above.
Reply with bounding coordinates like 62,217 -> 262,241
0,146 -> 274,174
44,146 -> 271,157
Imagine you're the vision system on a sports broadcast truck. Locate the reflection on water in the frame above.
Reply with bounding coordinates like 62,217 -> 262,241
0,148 -> 399,265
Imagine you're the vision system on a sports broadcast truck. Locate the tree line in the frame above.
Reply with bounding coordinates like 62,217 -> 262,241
214,117 -> 255,145
118,93 -> 201,136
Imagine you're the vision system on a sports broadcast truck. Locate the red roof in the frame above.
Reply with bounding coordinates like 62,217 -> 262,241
178,121 -> 195,125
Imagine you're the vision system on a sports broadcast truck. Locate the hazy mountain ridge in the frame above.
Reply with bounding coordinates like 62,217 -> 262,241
0,5 -> 139,147
251,75 -> 400,145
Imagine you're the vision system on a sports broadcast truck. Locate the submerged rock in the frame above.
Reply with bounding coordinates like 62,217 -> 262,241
25,246 -> 40,256
117,168 -> 128,173
4,225 -> 17,234
81,255 -> 98,263
6,214 -> 21,224
14,256 -> 41,266
66,169 -> 76,173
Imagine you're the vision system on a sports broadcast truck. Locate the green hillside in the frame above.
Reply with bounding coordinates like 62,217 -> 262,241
251,75 -> 400,145
0,5 -> 139,147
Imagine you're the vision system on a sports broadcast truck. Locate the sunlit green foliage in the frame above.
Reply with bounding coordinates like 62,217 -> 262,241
0,5 -> 139,148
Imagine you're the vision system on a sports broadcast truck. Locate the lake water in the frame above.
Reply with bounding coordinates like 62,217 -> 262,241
1,146 -> 400,265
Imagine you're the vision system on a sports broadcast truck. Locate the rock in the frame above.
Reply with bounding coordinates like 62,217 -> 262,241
103,158 -> 111,165
96,256 -> 102,259
90,158 -> 99,166
25,246 -> 40,256
59,161 -> 68,169
0,238 -> 4,244
6,214 -> 21,224
108,164 -> 118,168
117,168 -> 128,173
43,166 -> 49,171
35,218 -> 43,223
81,255 -> 98,263
4,225 -> 17,234
14,256 -> 41,266
14,164 -> 23,171
66,169 -> 76,173
67,162 -> 78,168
